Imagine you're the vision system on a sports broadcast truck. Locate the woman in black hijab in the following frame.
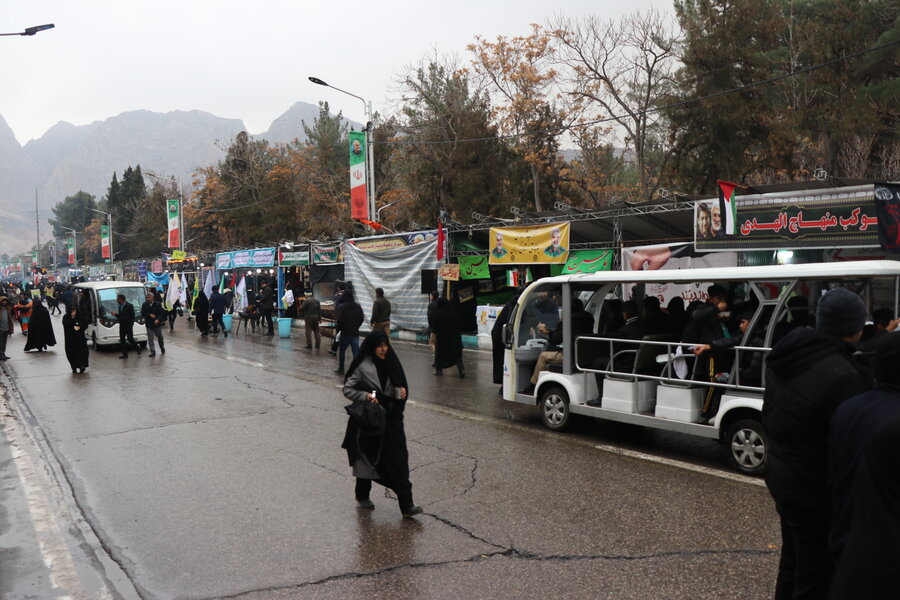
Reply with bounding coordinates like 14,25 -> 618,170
341,329 -> 421,517
24,300 -> 56,352
62,304 -> 89,373
193,290 -> 210,336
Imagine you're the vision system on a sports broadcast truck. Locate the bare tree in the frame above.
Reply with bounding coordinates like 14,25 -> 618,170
552,10 -> 678,203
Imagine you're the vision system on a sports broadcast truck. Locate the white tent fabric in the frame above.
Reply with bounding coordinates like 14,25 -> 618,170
342,238 -> 439,332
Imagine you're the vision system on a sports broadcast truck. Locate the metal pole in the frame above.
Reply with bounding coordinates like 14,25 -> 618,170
35,188 -> 40,260
367,102 -> 377,223
108,212 -> 114,264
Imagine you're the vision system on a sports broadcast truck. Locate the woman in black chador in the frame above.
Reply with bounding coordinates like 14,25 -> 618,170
193,290 -> 210,336
341,330 -> 422,517
24,301 -> 56,352
62,305 -> 89,373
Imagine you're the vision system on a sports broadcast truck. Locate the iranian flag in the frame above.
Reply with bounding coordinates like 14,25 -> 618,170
101,224 -> 111,259
167,199 -> 180,248
717,180 -> 739,236
348,131 -> 368,220
506,268 -> 533,287
67,238 -> 75,264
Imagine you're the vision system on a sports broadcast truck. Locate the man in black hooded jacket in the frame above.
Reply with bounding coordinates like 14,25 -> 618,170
763,288 -> 869,600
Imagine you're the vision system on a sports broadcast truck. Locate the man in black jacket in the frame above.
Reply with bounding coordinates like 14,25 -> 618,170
529,298 -> 594,387
259,281 -> 275,336
763,287 -> 868,600
334,289 -> 364,374
115,294 -> 141,359
141,292 -> 166,356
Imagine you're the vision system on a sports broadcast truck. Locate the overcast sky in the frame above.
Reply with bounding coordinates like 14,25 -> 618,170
1,1 -> 671,145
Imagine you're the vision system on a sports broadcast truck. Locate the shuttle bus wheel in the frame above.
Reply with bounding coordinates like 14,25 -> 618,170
726,418 -> 767,475
540,386 -> 571,431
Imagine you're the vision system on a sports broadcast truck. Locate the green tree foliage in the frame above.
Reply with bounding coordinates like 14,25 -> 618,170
49,191 -> 97,238
394,57 -> 523,223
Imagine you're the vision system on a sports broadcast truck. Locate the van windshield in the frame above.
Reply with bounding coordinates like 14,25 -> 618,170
97,287 -> 145,321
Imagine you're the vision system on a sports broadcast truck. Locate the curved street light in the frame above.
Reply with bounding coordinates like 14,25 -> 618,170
0,23 -> 54,37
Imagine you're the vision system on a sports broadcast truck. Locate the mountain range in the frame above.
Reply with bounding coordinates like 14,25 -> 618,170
0,102 -> 358,255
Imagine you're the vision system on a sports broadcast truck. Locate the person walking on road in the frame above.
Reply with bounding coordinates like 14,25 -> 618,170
62,305 -> 89,373
370,287 -> 391,336
300,294 -> 321,349
15,294 -> 33,336
259,281 -> 276,336
431,297 -> 465,378
193,290 -> 210,337
141,292 -> 166,357
334,289 -> 364,375
24,301 -> 56,352
763,287 -> 869,600
209,285 -> 228,337
0,296 -> 14,360
341,329 -> 421,518
115,294 -> 141,359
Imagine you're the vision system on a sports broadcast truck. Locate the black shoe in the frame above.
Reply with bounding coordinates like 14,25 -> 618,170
72,368 -> 77,373
458,369 -> 466,379
586,399 -> 603,407
201,333 -> 208,337
356,498 -> 375,510
224,332 -> 228,338
79,368 -> 86,373
328,349 -> 337,355
119,355 -> 128,359
148,351 -> 156,357
334,367 -> 344,375
161,347 -> 165,354
315,344 -> 320,349
522,385 -> 535,395
402,506 -> 423,518
304,345 -> 312,349
265,331 -> 274,336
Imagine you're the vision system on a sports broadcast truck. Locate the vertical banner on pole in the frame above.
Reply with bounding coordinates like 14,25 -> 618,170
101,224 -> 111,260
167,199 -> 180,248
67,238 -> 75,265
348,131 -> 368,220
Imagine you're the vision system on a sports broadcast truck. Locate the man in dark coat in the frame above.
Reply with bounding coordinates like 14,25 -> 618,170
193,290 -> 210,337
114,294 -> 141,358
432,297 -> 464,377
491,293 -> 520,389
300,294 -> 321,349
763,287 -> 869,599
829,415 -> 900,598
334,289 -> 364,374
141,292 -> 166,356
828,332 -> 900,562
259,281 -> 276,336
23,301 -> 57,352
209,285 -> 227,337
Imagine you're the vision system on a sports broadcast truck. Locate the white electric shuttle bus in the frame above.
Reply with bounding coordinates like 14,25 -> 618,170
502,260 -> 900,475
74,281 -> 149,349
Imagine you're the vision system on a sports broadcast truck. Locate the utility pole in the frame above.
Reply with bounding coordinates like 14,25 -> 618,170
35,188 -> 40,262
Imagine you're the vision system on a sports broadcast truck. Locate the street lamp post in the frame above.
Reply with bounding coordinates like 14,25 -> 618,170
0,23 -> 54,37
145,171 -> 185,252
89,208 -> 113,263
308,76 -> 377,224
58,227 -> 79,270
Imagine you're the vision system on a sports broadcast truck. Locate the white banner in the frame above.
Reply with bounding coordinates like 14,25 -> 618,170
343,238 -> 440,331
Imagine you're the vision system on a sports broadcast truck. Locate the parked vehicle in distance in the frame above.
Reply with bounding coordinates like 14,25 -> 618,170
502,260 -> 900,475
73,281 -> 149,349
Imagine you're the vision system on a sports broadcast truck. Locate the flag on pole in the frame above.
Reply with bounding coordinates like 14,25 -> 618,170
348,131 -> 368,220
67,238 -> 75,264
203,269 -> 214,298
717,180 -> 739,236
220,273 -> 226,291
165,273 -> 181,311
234,275 -> 247,312
505,268 -> 533,287
180,274 -> 189,308
101,225 -> 111,260
437,221 -> 445,261
167,199 -> 180,248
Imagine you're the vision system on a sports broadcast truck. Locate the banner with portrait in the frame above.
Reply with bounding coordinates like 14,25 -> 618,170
488,223 -> 570,265
695,185 -> 880,251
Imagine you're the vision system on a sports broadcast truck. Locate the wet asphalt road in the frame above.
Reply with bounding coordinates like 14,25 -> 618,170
0,314 -> 780,599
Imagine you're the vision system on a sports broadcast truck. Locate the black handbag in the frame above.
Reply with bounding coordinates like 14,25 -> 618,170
344,400 -> 385,433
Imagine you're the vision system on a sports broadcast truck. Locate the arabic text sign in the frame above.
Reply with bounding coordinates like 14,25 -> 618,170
439,264 -> 460,281
695,186 -> 880,251
459,255 -> 490,279
279,250 -> 309,266
250,248 -> 276,267
488,223 -> 570,265
216,252 -> 233,269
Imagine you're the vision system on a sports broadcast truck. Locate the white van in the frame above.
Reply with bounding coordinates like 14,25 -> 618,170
73,281 -> 149,349
502,260 -> 900,475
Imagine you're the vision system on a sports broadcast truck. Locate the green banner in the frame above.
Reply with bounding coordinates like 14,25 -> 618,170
459,255 -> 490,279
562,249 -> 614,274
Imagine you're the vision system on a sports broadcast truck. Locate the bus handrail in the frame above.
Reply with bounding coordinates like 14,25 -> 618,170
574,335 -> 769,393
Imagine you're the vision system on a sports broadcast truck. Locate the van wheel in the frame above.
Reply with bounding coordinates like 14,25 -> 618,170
540,386 -> 571,431
726,418 -> 767,475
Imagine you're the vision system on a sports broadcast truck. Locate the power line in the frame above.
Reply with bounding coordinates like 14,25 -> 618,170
376,38 -> 900,147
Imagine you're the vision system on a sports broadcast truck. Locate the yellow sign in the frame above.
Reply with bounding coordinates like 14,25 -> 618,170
488,223 -> 570,264
170,250 -> 187,260
439,264 -> 460,281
